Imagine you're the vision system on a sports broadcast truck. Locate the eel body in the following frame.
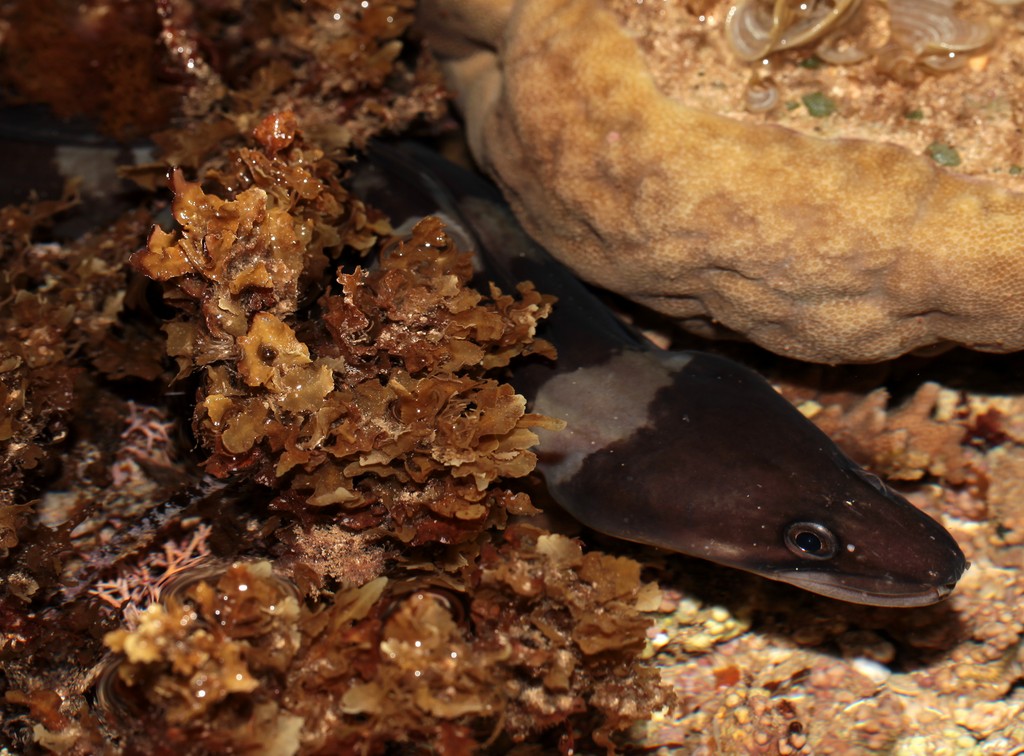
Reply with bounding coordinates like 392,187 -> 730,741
0,106 -> 967,607
360,143 -> 968,607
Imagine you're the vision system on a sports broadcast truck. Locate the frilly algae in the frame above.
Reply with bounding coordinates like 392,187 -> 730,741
131,127 -> 560,542
6,1 -> 1024,753
0,2 -> 674,751
0,202 -> 163,539
94,532 -> 670,753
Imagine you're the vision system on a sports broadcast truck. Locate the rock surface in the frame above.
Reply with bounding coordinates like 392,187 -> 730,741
420,0 -> 1024,363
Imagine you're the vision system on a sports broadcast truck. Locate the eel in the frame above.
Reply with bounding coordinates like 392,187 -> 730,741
355,142 -> 968,607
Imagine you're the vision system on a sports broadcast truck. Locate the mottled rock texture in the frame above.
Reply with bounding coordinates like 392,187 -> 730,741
420,0 -> 1024,363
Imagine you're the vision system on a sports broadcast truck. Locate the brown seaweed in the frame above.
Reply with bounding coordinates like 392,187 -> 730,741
0,2 -> 674,752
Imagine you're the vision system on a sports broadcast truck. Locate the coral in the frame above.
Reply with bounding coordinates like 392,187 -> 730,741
112,400 -> 178,479
419,0 -> 1024,363
89,523 -> 213,625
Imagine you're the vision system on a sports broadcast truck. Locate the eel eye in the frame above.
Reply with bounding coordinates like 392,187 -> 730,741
785,522 -> 838,560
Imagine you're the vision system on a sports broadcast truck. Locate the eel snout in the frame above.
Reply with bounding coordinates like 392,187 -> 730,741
356,142 -> 967,608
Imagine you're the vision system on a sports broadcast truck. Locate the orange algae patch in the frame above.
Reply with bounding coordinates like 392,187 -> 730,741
114,113 -> 674,747
131,120 -> 559,545
97,534 -> 670,752
0,2 -> 676,750
0,0 -> 176,139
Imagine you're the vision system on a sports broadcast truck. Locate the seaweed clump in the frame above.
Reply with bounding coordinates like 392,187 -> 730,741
99,561 -> 306,751
131,115 -> 559,545
140,0 -> 448,175
95,531 -> 669,754
0,197 -> 165,548
0,0 -> 176,139
109,117 -> 671,747
0,140 -> 673,753
0,2 -> 675,751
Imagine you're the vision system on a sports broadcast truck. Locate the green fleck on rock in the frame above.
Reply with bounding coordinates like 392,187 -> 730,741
927,143 -> 961,168
801,92 -> 836,118
1010,165 -> 1022,176
799,56 -> 822,69
785,101 -> 799,111
904,109 -> 924,121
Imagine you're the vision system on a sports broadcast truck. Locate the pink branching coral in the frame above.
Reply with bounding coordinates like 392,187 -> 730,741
89,523 -> 213,626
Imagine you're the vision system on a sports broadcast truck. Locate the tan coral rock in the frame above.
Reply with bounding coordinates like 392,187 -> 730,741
419,0 -> 1024,363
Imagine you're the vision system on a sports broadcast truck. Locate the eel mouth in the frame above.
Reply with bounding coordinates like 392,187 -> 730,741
767,564 -> 968,608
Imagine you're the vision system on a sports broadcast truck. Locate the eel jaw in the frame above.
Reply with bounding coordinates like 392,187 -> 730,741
766,564 -> 968,608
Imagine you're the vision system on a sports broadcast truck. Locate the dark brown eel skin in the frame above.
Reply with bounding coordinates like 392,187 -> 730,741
0,103 -> 966,608
356,142 -> 968,607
